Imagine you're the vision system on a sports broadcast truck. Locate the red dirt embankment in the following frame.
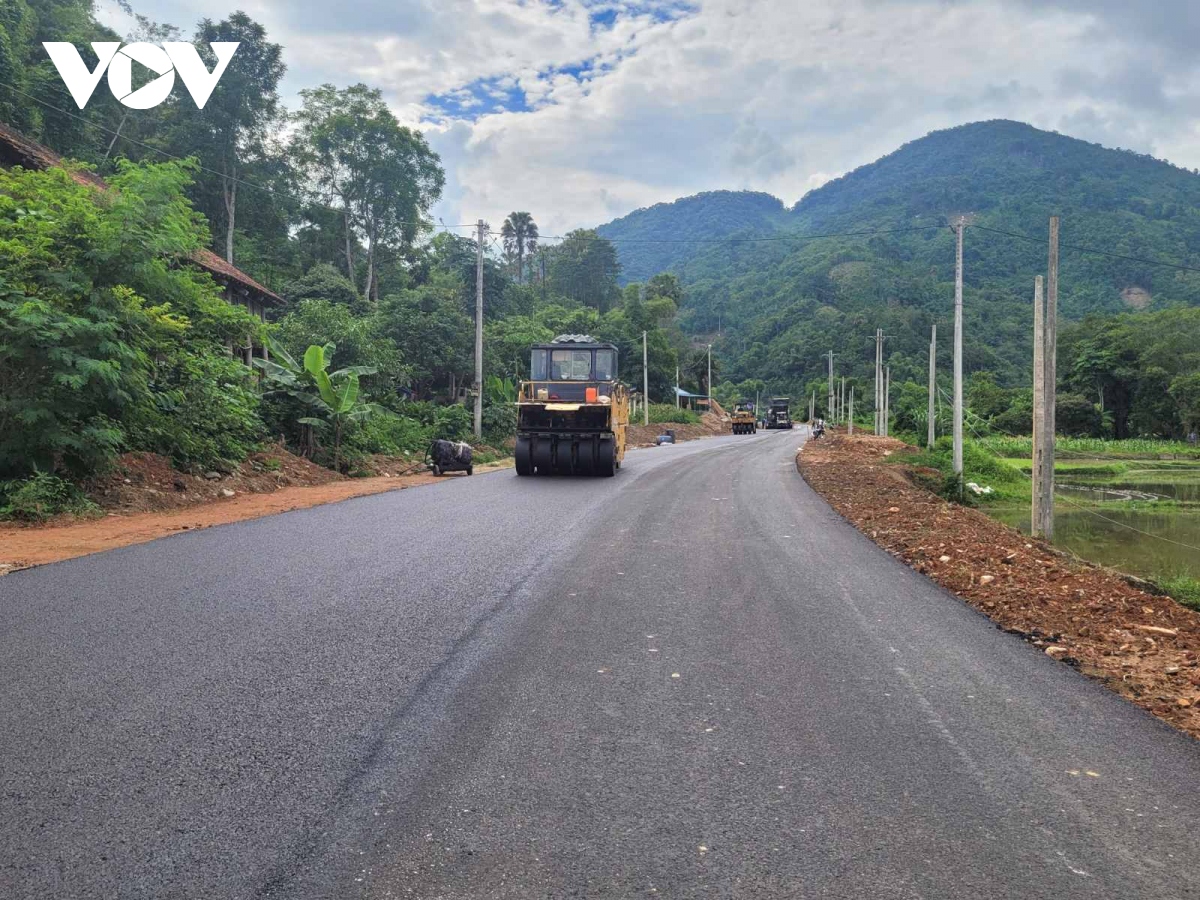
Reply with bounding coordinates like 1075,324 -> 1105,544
627,410 -> 730,447
798,432 -> 1200,739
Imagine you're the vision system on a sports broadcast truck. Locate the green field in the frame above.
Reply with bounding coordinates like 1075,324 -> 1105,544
899,437 -> 1200,607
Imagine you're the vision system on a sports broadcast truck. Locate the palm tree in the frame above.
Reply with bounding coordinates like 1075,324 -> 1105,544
500,212 -> 538,283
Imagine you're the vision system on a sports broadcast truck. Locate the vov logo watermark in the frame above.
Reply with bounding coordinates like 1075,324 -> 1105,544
43,42 -> 240,110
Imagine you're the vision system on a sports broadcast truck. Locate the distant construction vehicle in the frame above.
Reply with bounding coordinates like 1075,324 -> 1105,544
731,403 -> 757,434
515,335 -> 629,476
765,397 -> 792,429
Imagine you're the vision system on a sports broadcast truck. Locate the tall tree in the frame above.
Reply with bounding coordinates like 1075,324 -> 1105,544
169,12 -> 285,264
500,212 -> 538,283
546,229 -> 621,312
291,84 -> 444,301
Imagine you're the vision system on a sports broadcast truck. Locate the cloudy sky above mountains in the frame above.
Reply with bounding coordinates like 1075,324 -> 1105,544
97,0 -> 1200,236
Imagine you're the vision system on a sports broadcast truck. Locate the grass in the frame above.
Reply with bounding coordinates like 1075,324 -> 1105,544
897,437 -> 1028,504
647,404 -> 701,425
1159,574 -> 1200,611
979,436 -> 1200,460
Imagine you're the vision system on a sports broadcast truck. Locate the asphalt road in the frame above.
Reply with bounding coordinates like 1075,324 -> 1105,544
2,430 -> 1199,899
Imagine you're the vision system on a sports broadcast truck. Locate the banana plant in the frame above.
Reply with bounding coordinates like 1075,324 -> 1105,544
255,336 -> 378,469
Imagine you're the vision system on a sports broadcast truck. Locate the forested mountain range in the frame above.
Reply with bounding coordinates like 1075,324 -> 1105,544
597,120 -> 1200,399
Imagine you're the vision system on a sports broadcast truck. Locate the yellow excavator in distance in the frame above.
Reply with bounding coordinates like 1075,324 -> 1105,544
515,335 -> 629,476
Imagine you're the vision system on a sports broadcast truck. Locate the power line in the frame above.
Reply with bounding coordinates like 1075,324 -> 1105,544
536,225 -> 943,245
972,223 -> 1200,276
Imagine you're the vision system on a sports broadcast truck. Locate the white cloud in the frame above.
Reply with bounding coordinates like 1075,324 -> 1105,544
94,0 -> 1200,235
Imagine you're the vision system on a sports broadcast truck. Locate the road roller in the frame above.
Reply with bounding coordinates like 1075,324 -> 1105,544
515,335 -> 629,476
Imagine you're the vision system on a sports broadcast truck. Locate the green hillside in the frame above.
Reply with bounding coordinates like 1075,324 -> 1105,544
594,120 -> 1200,398
596,190 -> 791,283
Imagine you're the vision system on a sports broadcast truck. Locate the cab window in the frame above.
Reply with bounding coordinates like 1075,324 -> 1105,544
551,349 -> 592,380
594,349 -> 615,381
531,349 -> 549,380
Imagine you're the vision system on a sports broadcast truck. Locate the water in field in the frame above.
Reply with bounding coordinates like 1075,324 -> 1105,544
991,503 -> 1200,581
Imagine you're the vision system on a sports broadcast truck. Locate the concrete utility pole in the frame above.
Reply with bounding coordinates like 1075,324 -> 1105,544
953,217 -> 965,489
643,331 -> 649,426
810,391 -> 815,424
474,219 -> 485,439
927,324 -> 937,449
707,344 -> 712,404
1042,217 -> 1060,538
884,365 -> 891,437
676,365 -> 680,409
848,387 -> 854,435
874,328 -> 884,435
827,351 -> 835,424
1032,275 -> 1045,537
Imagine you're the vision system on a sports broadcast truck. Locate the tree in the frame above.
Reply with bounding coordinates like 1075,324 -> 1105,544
500,212 -> 538,283
375,280 -> 473,399
0,160 -> 262,478
169,13 -> 285,264
281,263 -> 361,312
546,230 -> 621,312
291,84 -> 444,300
1169,374 -> 1200,434
274,298 -> 405,393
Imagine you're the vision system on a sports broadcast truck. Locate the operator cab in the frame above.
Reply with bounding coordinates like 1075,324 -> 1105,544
525,335 -> 619,403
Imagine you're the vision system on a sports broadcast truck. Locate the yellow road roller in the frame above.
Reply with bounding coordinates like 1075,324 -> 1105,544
515,335 -> 629,476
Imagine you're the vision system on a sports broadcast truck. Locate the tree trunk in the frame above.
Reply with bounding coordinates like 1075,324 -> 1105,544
222,164 -> 237,264
343,205 -> 357,295
365,222 -> 377,304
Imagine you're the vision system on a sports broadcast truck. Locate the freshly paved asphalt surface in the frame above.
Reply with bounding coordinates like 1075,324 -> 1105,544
3,430 -> 1200,899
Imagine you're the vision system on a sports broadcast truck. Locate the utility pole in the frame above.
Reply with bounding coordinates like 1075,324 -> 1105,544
953,217 -> 965,489
474,219 -> 485,439
810,391 -> 815,424
848,387 -> 854,435
874,328 -> 884,435
884,365 -> 891,437
840,376 -> 846,426
1032,275 -> 1045,537
676,365 -> 680,409
827,350 -> 835,424
927,324 -> 937,449
1042,217 -> 1060,538
706,344 -> 712,406
642,330 -> 649,426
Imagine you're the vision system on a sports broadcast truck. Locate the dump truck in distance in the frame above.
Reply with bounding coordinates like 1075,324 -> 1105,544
732,404 -> 757,434
515,336 -> 629,476
766,397 -> 792,429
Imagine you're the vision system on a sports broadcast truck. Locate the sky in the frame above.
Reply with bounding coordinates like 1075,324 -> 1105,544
95,0 -> 1200,237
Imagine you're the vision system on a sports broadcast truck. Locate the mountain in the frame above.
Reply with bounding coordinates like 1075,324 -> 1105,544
596,190 -> 790,283
593,120 -> 1200,395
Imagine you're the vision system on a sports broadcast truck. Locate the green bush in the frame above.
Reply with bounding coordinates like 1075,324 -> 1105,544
647,404 -> 700,424
345,411 -> 429,456
482,398 -> 516,443
902,436 -> 1026,503
0,472 -> 98,522
127,351 -> 264,471
433,404 -> 473,441
0,160 -> 266,480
